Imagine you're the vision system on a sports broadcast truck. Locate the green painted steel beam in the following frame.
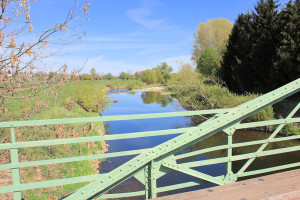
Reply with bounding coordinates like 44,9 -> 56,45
237,117 -> 300,129
0,148 -> 149,170
0,109 -> 230,128
64,78 -> 300,200
162,162 -> 224,185
182,145 -> 300,168
238,102 -> 300,174
10,128 -> 22,200
238,162 -> 300,177
0,127 -> 191,150
101,190 -> 145,199
0,174 -> 104,194
175,134 -> 300,160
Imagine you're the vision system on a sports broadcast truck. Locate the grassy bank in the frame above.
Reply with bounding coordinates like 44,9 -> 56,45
0,81 -> 110,199
80,79 -> 145,90
166,67 -> 299,135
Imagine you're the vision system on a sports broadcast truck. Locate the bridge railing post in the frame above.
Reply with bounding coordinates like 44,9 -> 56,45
145,160 -> 157,199
224,126 -> 237,184
10,127 -> 23,200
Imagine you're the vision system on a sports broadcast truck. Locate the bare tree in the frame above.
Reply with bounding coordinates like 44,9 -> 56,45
0,0 -> 90,120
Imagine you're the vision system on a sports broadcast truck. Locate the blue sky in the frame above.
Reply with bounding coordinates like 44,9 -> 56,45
28,0 -> 289,75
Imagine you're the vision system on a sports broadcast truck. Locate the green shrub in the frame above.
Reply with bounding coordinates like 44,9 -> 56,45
126,83 -> 136,90
76,83 -> 111,113
280,123 -> 300,136
105,83 -> 116,90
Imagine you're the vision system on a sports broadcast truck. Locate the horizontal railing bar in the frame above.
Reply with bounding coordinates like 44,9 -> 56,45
101,175 -> 226,199
156,175 -> 224,193
0,173 -> 105,194
0,148 -> 148,170
237,118 -> 300,129
0,109 -> 230,128
238,162 -> 300,177
0,127 -> 192,150
175,145 -> 228,160
181,145 -> 300,168
100,178 -> 217,199
175,134 -> 300,160
101,190 -> 145,198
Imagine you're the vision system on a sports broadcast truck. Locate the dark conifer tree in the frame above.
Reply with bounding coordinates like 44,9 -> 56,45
221,13 -> 254,93
271,0 -> 300,89
250,0 -> 280,93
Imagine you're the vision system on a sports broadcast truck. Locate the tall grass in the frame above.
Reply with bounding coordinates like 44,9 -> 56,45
0,81 -> 110,199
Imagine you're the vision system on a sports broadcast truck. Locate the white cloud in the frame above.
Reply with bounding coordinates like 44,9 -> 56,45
126,0 -> 170,30
84,36 -> 148,42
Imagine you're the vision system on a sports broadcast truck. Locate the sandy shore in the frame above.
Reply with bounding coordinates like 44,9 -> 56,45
131,86 -> 173,95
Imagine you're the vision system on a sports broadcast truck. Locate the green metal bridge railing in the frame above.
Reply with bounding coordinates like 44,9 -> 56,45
0,78 -> 299,200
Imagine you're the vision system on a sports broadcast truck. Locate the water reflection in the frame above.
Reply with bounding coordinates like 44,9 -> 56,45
141,92 -> 173,107
100,91 -> 300,199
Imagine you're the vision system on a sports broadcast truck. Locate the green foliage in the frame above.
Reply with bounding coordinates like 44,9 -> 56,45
75,83 -> 111,113
90,68 -> 101,80
279,123 -> 300,136
168,65 -> 274,123
134,71 -> 141,79
79,73 -> 93,80
272,0 -> 300,89
153,62 -> 173,83
221,0 -> 299,93
192,18 -> 233,62
141,69 -> 157,85
126,82 -> 137,90
155,70 -> 164,84
197,47 -> 220,77
119,72 -> 130,80
103,73 -> 114,80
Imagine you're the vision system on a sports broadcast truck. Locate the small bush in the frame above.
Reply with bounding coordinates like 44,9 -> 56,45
76,84 -> 111,113
126,83 -> 136,90
105,83 -> 116,90
280,123 -> 300,136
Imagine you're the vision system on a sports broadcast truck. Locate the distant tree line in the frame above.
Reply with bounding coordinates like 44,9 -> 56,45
79,62 -> 173,85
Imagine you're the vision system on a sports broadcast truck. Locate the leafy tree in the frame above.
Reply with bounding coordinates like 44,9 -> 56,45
119,72 -> 130,80
79,73 -> 93,80
90,68 -> 100,80
141,70 -> 157,85
103,73 -> 114,80
90,68 -> 96,78
153,62 -> 173,83
155,70 -> 164,83
134,71 -> 141,79
130,74 -> 136,80
197,47 -> 220,77
192,18 -> 233,62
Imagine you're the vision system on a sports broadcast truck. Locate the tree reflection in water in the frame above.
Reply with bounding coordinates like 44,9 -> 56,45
141,92 -> 174,107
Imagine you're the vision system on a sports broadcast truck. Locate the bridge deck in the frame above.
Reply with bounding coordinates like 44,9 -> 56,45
155,169 -> 300,200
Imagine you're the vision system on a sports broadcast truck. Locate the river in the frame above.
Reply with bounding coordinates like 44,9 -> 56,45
99,91 -> 300,199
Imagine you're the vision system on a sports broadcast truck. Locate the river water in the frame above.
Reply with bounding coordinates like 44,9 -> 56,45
100,91 -> 300,199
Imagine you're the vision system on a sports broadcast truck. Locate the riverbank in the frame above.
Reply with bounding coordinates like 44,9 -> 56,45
0,81 -> 110,200
131,86 -> 173,95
